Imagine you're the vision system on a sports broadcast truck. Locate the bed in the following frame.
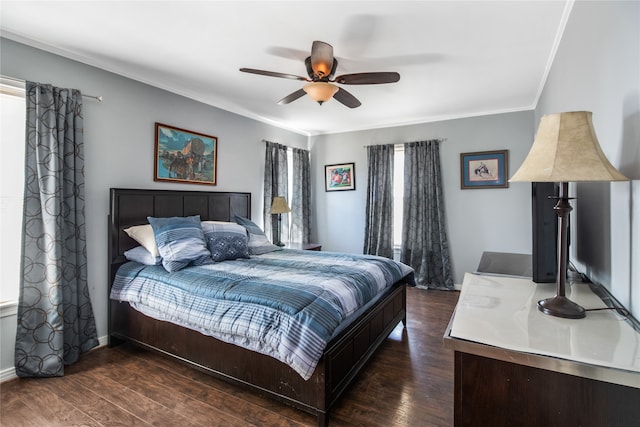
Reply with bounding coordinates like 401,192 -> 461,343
108,188 -> 413,426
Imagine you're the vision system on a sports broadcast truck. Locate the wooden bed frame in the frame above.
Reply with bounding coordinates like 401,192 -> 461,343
108,188 -> 408,426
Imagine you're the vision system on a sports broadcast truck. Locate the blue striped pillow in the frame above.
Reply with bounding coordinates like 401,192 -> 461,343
147,215 -> 212,272
201,221 -> 250,262
234,216 -> 282,255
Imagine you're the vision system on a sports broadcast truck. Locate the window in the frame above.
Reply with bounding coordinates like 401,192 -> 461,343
287,147 -> 294,209
284,148 -> 295,237
1,79 -> 25,303
393,145 -> 404,248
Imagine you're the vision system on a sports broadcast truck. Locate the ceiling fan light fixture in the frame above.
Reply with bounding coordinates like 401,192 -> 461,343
303,82 -> 338,105
312,61 -> 332,78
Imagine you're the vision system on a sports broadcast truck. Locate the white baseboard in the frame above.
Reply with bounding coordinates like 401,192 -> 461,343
0,366 -> 16,383
0,301 -> 18,318
97,335 -> 109,348
0,335 -> 108,383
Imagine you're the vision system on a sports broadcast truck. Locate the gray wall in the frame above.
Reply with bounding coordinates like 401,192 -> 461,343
310,112 -> 535,286
535,0 -> 639,318
0,37 -> 308,378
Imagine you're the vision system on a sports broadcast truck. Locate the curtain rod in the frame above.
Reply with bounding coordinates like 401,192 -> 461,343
1,75 -> 103,102
363,138 -> 447,148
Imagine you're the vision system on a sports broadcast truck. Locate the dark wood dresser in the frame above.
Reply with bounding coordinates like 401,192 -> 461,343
444,273 -> 640,427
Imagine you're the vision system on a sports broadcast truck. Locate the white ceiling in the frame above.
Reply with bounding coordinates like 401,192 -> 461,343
0,1 -> 572,136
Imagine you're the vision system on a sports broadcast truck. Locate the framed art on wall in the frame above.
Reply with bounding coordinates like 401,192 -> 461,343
154,122 -> 218,185
460,150 -> 508,189
325,163 -> 356,192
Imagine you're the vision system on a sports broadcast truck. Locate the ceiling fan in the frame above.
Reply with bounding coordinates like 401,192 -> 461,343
239,40 -> 400,108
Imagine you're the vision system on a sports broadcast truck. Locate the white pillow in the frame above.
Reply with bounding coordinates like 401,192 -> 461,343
124,224 -> 160,257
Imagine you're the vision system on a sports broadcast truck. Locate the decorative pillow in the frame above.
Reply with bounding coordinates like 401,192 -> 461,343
147,215 -> 212,272
124,224 -> 159,257
234,216 -> 282,255
124,245 -> 162,266
201,221 -> 250,262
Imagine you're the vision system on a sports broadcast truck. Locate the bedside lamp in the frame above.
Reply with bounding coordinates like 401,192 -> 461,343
270,196 -> 291,247
510,111 -> 628,319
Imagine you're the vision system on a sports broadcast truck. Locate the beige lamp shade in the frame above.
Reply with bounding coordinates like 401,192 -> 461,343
510,111 -> 628,183
303,82 -> 339,104
270,196 -> 291,214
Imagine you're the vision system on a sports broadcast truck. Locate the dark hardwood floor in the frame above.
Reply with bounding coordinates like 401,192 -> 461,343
1,288 -> 459,427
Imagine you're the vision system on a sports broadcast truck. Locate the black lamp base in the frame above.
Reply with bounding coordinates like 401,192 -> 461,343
536,182 -> 586,320
275,213 -> 285,247
537,296 -> 586,319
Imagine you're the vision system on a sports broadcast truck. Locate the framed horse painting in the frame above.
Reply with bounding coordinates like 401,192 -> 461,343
154,123 -> 218,185
460,150 -> 508,189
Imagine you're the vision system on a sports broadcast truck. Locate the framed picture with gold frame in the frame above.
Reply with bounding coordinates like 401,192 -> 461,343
154,122 -> 217,185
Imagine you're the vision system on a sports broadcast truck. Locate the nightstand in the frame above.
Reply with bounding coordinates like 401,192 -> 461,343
284,242 -> 321,251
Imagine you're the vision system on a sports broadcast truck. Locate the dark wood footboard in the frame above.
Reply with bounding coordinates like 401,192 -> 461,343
109,280 -> 406,426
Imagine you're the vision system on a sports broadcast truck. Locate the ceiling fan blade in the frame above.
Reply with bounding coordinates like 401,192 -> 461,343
333,88 -> 361,108
333,72 -> 400,85
239,68 -> 309,81
310,41 -> 334,78
277,88 -> 307,105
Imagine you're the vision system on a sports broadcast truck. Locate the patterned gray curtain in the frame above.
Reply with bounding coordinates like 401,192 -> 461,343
290,147 -> 311,243
363,144 -> 394,258
401,140 -> 454,290
15,82 -> 98,377
263,141 -> 289,242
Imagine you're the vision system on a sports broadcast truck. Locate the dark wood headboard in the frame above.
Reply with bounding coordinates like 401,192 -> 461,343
108,188 -> 251,341
109,188 -> 251,264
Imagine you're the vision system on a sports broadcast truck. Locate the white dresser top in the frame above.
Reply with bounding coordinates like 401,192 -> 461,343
446,272 -> 640,388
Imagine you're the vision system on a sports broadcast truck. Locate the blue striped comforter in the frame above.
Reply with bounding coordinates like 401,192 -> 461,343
110,249 -> 414,380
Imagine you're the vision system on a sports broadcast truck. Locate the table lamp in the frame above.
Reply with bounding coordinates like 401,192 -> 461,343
270,196 -> 291,246
510,111 -> 628,319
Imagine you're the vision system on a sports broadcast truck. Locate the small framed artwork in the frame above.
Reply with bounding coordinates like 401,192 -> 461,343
460,150 -> 508,189
154,123 -> 217,185
325,162 -> 356,192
